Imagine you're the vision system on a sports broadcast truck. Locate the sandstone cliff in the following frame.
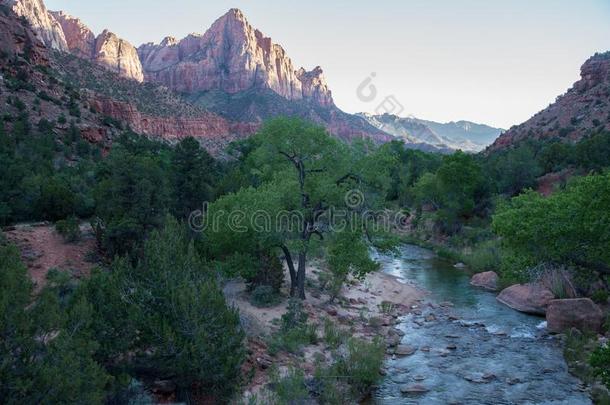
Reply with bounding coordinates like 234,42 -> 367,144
138,9 -> 333,107
51,11 -> 144,82
490,52 -> 610,150
0,1 -> 48,66
49,10 -> 94,59
4,1 -> 144,82
92,30 -> 144,82
3,0 -> 68,51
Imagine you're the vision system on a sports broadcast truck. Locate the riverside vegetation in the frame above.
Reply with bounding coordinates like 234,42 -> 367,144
1,113 -> 610,402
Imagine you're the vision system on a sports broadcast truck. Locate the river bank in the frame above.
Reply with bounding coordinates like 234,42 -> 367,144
225,260 -> 425,402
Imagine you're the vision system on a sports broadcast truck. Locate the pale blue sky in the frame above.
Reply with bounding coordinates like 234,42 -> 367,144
45,0 -> 610,129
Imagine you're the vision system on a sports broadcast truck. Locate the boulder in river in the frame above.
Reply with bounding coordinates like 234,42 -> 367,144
496,283 -> 554,315
400,384 -> 429,394
395,345 -> 417,356
470,271 -> 499,291
546,298 -> 604,333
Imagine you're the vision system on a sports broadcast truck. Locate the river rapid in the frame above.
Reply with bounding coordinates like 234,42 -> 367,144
371,244 -> 591,405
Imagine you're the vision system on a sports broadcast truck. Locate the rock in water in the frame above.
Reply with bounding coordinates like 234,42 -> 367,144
395,345 -> 417,356
470,271 -> 499,291
546,298 -> 604,333
400,384 -> 429,394
496,283 -> 554,315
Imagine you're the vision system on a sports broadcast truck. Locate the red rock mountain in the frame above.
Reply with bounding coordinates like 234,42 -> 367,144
2,0 -> 411,147
51,11 -> 144,82
490,52 -> 610,150
4,0 -> 143,82
138,9 -> 333,107
3,0 -> 68,51
0,1 -> 49,65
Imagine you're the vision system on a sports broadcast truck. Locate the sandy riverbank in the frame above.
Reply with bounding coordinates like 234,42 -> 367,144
224,260 -> 425,400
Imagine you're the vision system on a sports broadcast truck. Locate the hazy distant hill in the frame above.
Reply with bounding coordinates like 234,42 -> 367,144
358,113 -> 504,152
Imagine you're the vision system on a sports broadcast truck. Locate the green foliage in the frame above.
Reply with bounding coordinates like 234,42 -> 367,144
269,367 -> 309,404
250,285 -> 281,308
413,151 -> 489,233
325,230 -> 379,301
591,290 -> 609,304
0,243 -> 109,404
591,345 -> 610,389
83,217 -> 246,399
575,131 -> 610,173
461,239 -> 502,273
93,143 -> 170,256
171,137 -> 217,219
0,110 -> 101,224
339,337 -> 385,393
484,143 -> 542,196
206,117 -> 388,299
375,140 -> 441,204
55,216 -> 81,242
322,317 -> 348,349
493,173 -> 610,282
313,337 -> 385,400
268,298 -> 317,355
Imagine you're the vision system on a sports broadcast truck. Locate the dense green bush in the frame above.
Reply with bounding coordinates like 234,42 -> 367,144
0,243 -> 109,404
590,346 -> 610,388
250,285 -> 281,308
462,239 -> 502,273
55,216 -> 81,242
81,217 -> 246,400
493,173 -> 610,286
268,298 -> 318,355
269,367 -> 309,404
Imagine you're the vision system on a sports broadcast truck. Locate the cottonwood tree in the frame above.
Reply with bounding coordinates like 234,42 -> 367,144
205,118 -> 386,299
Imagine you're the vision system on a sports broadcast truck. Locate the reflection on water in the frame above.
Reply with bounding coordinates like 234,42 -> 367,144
372,245 -> 590,405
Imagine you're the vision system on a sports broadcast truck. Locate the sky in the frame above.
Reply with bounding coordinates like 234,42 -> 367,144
45,0 -> 610,129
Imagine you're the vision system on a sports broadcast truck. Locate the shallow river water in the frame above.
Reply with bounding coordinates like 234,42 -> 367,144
371,245 -> 591,405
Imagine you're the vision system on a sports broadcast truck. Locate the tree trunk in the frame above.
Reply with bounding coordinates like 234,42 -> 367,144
297,250 -> 307,299
280,245 -> 297,297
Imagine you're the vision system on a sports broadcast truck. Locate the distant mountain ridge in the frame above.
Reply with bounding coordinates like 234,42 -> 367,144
358,113 -> 504,152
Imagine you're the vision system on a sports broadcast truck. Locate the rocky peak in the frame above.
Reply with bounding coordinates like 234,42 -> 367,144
160,36 -> 177,47
50,10 -> 143,82
50,10 -> 94,59
3,0 -> 68,51
5,0 -> 143,82
93,29 -> 144,82
137,8 -> 334,106
576,51 -> 610,91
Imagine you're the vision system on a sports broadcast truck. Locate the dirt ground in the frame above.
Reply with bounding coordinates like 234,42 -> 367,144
224,259 -> 424,400
4,222 -> 97,291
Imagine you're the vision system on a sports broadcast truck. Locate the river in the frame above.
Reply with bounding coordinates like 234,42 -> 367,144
371,244 -> 591,405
